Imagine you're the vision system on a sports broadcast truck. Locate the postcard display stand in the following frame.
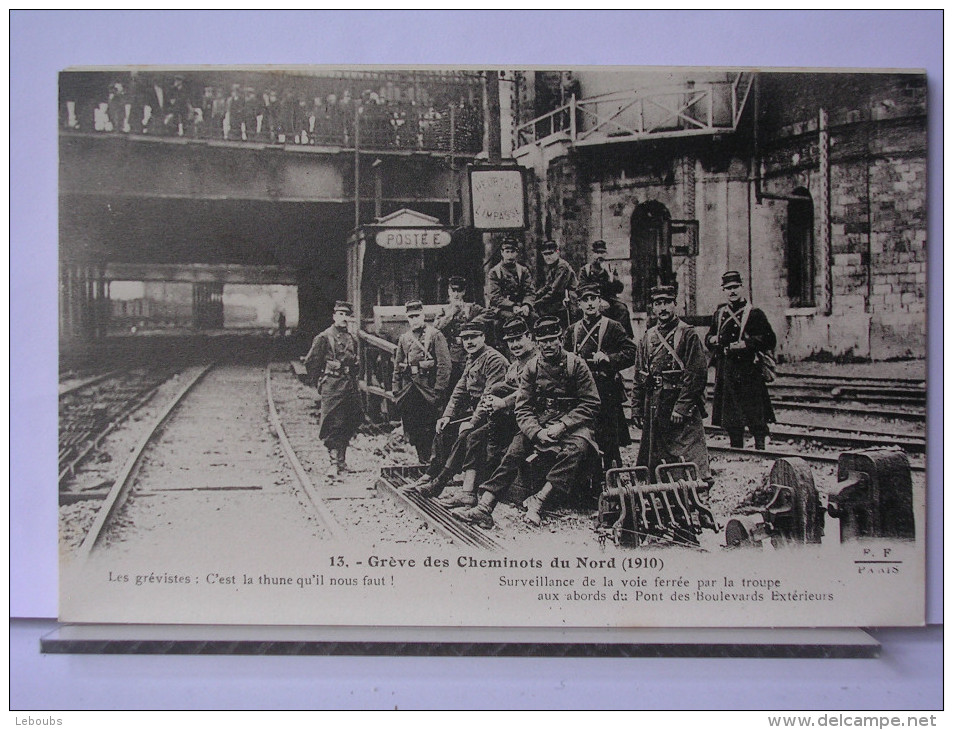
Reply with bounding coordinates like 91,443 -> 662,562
40,625 -> 880,658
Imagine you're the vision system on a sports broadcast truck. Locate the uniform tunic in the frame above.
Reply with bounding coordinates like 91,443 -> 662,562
486,261 -> 535,329
566,315 -> 636,468
479,350 -> 600,503
632,318 -> 711,480
602,296 -> 634,338
706,299 -> 777,436
392,325 -> 452,461
304,326 -> 364,450
534,257 -> 578,319
433,300 -> 486,389
579,261 -> 617,291
425,345 -> 509,483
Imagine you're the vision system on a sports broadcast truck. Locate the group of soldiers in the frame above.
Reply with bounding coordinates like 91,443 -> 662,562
304,239 -> 777,530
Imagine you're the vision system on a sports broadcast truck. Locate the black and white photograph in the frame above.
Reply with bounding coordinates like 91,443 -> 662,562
56,64 -> 927,628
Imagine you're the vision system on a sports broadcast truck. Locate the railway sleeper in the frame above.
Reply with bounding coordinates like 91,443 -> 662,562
725,448 -> 915,549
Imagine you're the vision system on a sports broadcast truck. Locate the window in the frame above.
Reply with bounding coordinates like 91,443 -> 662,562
787,188 -> 815,307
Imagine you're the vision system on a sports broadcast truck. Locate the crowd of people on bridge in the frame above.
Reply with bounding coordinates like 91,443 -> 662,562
60,71 -> 484,153
304,238 -> 777,530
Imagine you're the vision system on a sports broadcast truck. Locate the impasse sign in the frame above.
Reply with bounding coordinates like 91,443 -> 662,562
468,166 -> 527,231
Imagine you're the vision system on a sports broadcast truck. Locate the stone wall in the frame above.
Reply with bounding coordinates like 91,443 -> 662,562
523,74 -> 927,361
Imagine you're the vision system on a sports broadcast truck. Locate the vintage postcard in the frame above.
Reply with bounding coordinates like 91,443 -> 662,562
58,66 -> 927,627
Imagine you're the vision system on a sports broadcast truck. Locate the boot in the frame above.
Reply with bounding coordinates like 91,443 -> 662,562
754,434 -> 767,451
336,446 -> 352,474
417,480 -> 445,499
727,430 -> 744,449
522,482 -> 554,526
436,469 -> 478,508
404,473 -> 437,494
453,491 -> 496,529
406,475 -> 444,498
325,446 -> 339,480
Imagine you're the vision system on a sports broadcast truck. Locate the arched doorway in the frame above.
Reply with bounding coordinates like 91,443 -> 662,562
629,201 -> 674,312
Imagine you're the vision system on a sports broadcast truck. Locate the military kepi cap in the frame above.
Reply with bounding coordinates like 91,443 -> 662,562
501,318 -> 529,340
500,236 -> 521,251
404,300 -> 424,314
578,282 -> 602,299
540,240 -> 558,253
448,275 -> 467,290
591,240 -> 608,254
333,300 -> 353,314
459,319 -> 485,337
721,270 -> 743,287
533,316 -> 563,340
649,285 -> 677,302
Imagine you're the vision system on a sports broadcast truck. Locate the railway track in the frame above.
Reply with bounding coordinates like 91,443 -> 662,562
704,424 -> 926,453
77,363 -> 341,558
267,363 -> 503,550
78,364 -> 216,556
59,368 -> 175,487
62,355 -> 928,557
704,383 -> 926,409
707,443 -> 924,472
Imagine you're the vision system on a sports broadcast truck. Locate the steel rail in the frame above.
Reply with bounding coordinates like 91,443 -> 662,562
768,399 -> 925,422
58,384 -> 162,486
265,364 -> 346,540
78,363 -> 217,558
58,369 -> 124,397
704,424 -> 926,454
377,466 -> 503,551
772,371 -> 925,387
709,444 -> 926,473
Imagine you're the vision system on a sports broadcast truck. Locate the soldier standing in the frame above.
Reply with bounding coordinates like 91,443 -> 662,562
600,280 -> 635,338
303,301 -> 365,477
391,300 -> 452,463
409,319 -> 508,502
486,238 -> 535,344
578,240 -> 621,293
632,285 -> 711,483
566,283 -> 636,477
534,240 -> 578,329
455,316 -> 600,528
706,270 -> 777,450
433,275 -> 486,392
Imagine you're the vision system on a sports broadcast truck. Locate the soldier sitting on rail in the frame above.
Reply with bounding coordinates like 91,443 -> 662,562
632,285 -> 712,483
454,316 -> 601,529
433,275 -> 487,393
407,319 -> 509,501
418,318 -> 537,508
390,300 -> 452,463
303,300 -> 365,478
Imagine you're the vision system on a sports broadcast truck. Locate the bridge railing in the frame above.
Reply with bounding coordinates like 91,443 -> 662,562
61,99 -> 484,155
515,73 -> 754,149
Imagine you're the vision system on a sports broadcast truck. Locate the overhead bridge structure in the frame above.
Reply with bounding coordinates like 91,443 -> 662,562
60,126 -> 476,349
